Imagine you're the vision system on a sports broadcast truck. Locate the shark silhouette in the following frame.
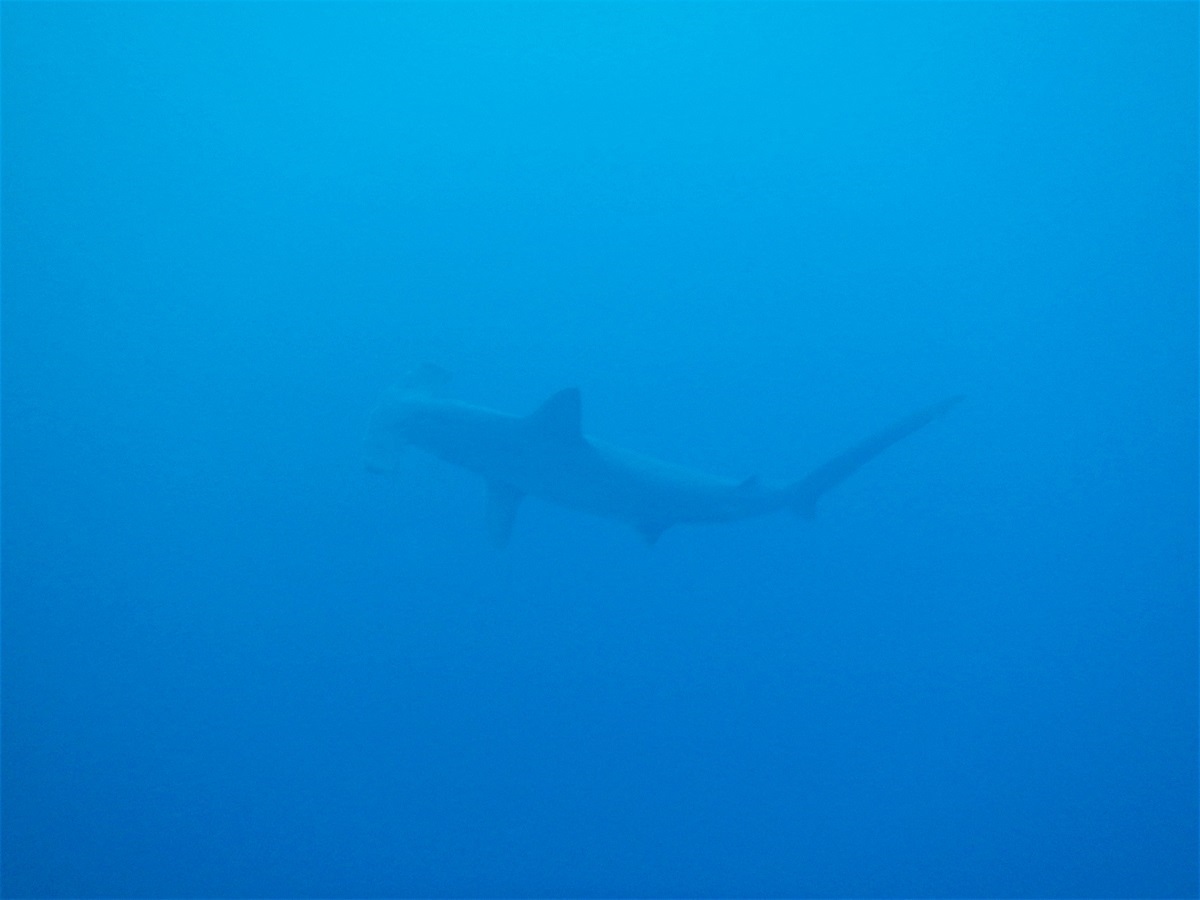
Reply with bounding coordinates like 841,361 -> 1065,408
366,364 -> 961,548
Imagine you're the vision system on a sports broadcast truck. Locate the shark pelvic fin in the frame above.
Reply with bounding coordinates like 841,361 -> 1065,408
527,388 -> 583,443
636,520 -> 669,546
485,480 -> 523,549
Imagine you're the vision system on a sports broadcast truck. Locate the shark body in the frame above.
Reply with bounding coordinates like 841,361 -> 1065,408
366,366 -> 961,548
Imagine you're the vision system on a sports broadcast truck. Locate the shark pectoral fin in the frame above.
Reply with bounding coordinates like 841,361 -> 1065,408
364,445 -> 400,474
363,409 -> 406,474
363,421 -> 397,473
526,387 -> 583,442
485,480 -> 523,549
635,520 -> 669,546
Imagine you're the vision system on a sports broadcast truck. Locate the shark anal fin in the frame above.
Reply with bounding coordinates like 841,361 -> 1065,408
527,387 -> 583,442
485,480 -> 523,549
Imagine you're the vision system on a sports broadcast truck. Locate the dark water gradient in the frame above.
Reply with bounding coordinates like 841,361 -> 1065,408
3,3 -> 1196,897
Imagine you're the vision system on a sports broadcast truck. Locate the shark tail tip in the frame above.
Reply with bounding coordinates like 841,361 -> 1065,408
937,394 -> 967,416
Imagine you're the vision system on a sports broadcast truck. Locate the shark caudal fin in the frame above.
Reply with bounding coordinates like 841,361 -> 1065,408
364,363 -> 454,473
788,395 -> 963,518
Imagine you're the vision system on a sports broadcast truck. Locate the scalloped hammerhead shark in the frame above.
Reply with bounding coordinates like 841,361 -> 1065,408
365,364 -> 961,548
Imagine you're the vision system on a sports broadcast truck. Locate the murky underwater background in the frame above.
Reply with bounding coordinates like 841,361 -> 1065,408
3,3 -> 1197,897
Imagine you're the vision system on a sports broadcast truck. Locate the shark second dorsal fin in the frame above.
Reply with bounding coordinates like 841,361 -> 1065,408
527,388 -> 583,442
485,480 -> 523,549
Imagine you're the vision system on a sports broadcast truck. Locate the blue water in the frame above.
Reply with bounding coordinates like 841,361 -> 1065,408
3,4 -> 1196,897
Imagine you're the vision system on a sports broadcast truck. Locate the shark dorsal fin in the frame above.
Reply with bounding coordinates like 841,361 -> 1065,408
736,475 -> 760,492
527,388 -> 583,442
